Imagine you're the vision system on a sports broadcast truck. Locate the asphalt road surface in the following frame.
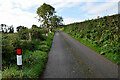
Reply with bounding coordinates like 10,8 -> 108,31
41,30 -> 118,78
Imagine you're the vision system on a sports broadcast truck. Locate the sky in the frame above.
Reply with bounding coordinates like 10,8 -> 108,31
0,0 -> 119,32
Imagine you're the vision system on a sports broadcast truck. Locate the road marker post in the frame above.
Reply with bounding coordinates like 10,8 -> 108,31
17,49 -> 22,70
46,31 -> 48,36
49,29 -> 51,33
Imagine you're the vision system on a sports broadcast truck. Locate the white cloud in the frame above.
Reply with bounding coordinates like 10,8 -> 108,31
81,2 -> 118,20
0,7 -> 40,32
63,17 -> 84,25
11,0 -> 44,9
0,0 -> 119,32
88,2 -> 118,14
0,0 -> 41,32
53,1 -> 83,10
0,0 -> 84,30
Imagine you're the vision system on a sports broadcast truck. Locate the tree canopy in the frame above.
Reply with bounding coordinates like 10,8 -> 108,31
37,3 -> 55,28
32,24 -> 38,29
51,15 -> 63,27
37,3 -> 63,28
0,24 -> 14,33
16,26 -> 22,32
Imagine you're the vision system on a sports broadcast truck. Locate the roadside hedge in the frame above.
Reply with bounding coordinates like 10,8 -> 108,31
64,14 -> 120,64
2,28 -> 54,78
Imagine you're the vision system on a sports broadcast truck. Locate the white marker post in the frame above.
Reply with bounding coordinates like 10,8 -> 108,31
46,32 -> 48,36
49,29 -> 51,33
17,49 -> 22,69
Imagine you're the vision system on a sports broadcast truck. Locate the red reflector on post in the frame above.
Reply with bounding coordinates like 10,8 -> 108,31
17,49 -> 21,55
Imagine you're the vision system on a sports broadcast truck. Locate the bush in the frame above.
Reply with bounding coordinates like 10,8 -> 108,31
29,28 -> 45,40
2,38 -> 16,65
18,28 -> 29,40
37,45 -> 50,52
2,65 -> 22,78
2,28 -> 55,78
2,50 -> 48,78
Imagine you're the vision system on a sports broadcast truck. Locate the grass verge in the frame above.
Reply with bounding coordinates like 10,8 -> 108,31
64,31 -> 120,64
2,32 -> 54,78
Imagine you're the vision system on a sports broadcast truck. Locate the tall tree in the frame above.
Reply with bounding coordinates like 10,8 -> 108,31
4,24 -> 7,33
51,15 -> 63,27
18,26 -> 29,40
0,24 -> 4,32
0,24 -> 14,33
37,3 -> 55,28
8,25 -> 14,33
16,26 -> 23,32
32,24 -> 38,29
0,24 -> 8,33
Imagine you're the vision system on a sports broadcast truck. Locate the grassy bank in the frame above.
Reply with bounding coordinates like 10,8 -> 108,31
63,14 -> 120,64
2,28 -> 54,78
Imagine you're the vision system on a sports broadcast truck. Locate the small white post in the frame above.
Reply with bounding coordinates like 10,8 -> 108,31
46,32 -> 48,36
17,49 -> 22,69
29,32 -> 32,41
49,29 -> 51,33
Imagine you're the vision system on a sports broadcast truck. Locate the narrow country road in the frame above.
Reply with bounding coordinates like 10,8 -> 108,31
41,30 -> 118,78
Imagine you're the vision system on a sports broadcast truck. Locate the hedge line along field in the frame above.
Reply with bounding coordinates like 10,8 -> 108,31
2,27 -> 54,78
63,14 -> 120,64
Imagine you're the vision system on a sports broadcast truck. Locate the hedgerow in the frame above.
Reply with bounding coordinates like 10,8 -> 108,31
2,28 -> 54,78
64,14 -> 120,64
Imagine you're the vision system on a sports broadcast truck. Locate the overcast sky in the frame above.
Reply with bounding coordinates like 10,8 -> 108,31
0,0 -> 119,31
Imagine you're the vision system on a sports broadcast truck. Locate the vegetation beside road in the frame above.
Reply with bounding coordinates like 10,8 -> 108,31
63,14 -> 120,64
1,3 -> 63,79
2,27 -> 55,78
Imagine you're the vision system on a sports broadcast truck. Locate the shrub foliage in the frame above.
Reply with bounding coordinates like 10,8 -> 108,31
64,14 -> 120,64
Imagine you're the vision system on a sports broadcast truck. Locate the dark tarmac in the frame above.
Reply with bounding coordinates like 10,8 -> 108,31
41,30 -> 118,78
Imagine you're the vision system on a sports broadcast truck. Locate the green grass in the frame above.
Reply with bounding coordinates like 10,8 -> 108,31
2,50 -> 48,78
37,45 -> 50,52
67,32 -> 101,53
2,65 -> 22,78
2,31 -> 54,78
40,41 -> 48,45
64,31 -> 120,64
76,37 -> 120,64
63,14 -> 120,65
22,50 -> 48,78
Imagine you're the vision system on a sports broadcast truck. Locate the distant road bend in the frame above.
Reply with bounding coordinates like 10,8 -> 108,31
41,30 -> 118,78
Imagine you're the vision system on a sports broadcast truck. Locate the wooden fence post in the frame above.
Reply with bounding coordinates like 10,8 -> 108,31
29,32 -> 32,41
